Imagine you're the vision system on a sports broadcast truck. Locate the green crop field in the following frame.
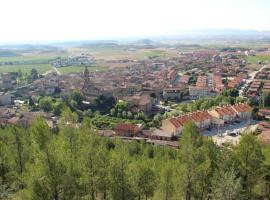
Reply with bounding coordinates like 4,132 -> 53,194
0,64 -> 52,74
0,55 -> 64,62
246,54 -> 270,64
57,66 -> 108,74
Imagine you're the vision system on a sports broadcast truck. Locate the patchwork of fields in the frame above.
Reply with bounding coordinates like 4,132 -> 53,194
0,64 -> 52,74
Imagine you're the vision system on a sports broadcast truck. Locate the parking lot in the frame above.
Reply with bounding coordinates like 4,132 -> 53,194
202,120 -> 259,146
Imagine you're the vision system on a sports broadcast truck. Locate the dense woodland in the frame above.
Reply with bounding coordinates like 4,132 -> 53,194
1,108 -> 270,200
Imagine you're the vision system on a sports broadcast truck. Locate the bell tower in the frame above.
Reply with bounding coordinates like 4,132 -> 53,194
84,66 -> 90,83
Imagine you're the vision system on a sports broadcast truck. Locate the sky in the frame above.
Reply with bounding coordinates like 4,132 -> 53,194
0,0 -> 270,43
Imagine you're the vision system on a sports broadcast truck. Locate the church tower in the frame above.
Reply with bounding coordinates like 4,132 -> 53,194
84,66 -> 90,83
82,66 -> 100,97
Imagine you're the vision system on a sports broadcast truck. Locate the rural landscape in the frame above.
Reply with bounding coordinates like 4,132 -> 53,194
1,0 -> 270,199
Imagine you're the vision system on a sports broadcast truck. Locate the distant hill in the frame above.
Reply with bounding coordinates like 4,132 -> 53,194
136,39 -> 155,45
0,50 -> 21,57
57,40 -> 119,48
0,44 -> 59,52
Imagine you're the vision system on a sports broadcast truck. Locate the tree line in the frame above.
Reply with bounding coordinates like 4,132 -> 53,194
1,109 -> 270,199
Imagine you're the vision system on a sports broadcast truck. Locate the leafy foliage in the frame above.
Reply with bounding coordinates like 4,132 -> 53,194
0,117 -> 270,200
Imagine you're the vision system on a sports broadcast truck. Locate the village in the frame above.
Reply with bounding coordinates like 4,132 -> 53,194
1,46 -> 270,148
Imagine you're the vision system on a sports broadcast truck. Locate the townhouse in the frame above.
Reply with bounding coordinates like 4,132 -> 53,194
208,103 -> 252,124
162,111 -> 213,136
208,105 -> 237,123
162,103 -> 252,136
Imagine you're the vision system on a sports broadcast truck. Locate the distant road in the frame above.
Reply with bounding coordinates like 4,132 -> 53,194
53,67 -> 61,75
43,66 -> 61,76
249,65 -> 267,81
239,64 -> 268,97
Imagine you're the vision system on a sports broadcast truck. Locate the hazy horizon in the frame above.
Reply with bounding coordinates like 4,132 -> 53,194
1,0 -> 270,43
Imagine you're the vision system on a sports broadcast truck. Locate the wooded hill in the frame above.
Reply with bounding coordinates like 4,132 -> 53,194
0,108 -> 270,200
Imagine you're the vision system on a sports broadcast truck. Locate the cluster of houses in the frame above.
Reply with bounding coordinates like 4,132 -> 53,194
0,107 -> 57,129
2,47 -> 270,147
52,55 -> 94,68
97,103 -> 252,147
161,103 -> 252,137
246,66 -> 270,98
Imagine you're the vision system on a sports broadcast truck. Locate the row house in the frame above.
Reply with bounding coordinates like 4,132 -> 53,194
208,103 -> 252,124
167,69 -> 178,84
208,105 -> 237,123
162,103 -> 252,136
212,74 -> 224,93
161,111 -> 213,136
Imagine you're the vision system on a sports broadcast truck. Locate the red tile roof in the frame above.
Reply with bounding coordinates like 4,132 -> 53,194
169,111 -> 212,128
228,76 -> 242,88
196,76 -> 207,87
114,123 -> 140,133
232,103 -> 252,113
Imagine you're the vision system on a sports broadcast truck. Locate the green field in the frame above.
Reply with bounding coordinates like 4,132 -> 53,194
246,54 -> 270,64
0,64 -> 52,74
57,66 -> 108,74
0,54 -> 66,62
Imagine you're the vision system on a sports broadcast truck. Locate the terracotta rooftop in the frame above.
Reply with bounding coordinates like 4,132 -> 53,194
114,123 -> 140,133
232,103 -> 252,113
169,111 -> 213,128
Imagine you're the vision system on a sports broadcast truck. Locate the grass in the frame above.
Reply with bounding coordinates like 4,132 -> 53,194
57,66 -> 108,74
85,47 -> 176,61
141,50 -> 167,59
246,54 -> 270,64
0,64 -> 52,74
0,54 -> 65,62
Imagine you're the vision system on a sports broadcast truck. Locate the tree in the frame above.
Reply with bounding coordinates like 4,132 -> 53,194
235,133 -> 264,199
153,113 -> 162,127
160,165 -> 175,200
110,108 -> 116,116
53,100 -> 65,116
211,170 -> 242,200
178,122 -> 203,200
122,111 -> 127,118
30,68 -> 38,81
39,97 -> 53,112
127,111 -> 133,119
0,184 -> 12,200
71,90 -> 84,106
260,91 -> 270,108
28,96 -> 35,108
130,163 -> 156,200
222,88 -> 239,98
110,152 -> 134,200
29,117 -> 51,150
177,122 -> 217,199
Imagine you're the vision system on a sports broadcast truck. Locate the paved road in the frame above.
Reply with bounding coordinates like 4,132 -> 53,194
53,67 -> 61,75
43,66 -> 61,76
239,65 -> 268,97
202,120 -> 258,137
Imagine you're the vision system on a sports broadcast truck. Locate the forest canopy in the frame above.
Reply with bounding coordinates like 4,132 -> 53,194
0,113 -> 270,200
